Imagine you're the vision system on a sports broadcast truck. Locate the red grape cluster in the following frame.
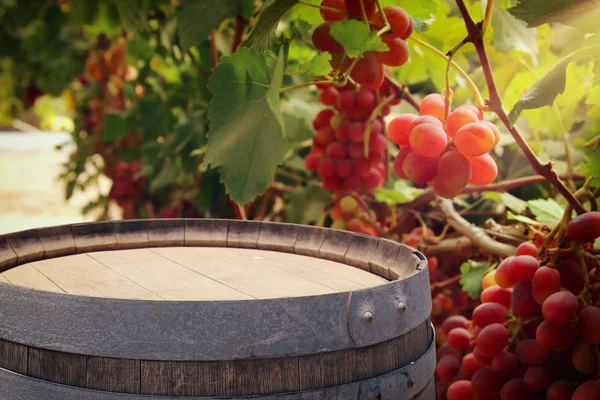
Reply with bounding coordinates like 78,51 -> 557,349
389,94 -> 500,198
435,214 -> 600,400
330,195 -> 379,236
313,0 -> 412,89
305,82 -> 399,193
107,161 -> 145,208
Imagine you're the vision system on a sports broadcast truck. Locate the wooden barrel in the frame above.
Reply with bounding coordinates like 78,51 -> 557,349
0,219 -> 435,399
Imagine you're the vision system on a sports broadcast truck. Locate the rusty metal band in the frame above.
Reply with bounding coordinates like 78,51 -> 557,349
0,327 -> 436,399
0,220 -> 431,361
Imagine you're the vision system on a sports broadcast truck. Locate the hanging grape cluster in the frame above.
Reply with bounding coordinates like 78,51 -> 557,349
390,94 -> 500,198
312,0 -> 413,90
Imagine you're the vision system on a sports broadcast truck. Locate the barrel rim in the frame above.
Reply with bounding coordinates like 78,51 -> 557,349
0,219 -> 432,361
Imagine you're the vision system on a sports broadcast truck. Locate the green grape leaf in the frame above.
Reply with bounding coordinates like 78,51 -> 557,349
488,1 -> 538,60
374,181 -> 424,204
329,20 -> 388,59
102,113 -> 130,142
508,0 -> 600,32
507,53 -> 572,125
288,0 -> 321,31
527,198 -> 565,225
482,191 -> 528,214
460,260 -> 494,299
137,96 -> 175,140
507,211 -> 541,226
244,0 -> 299,52
150,158 -> 180,192
286,183 -> 331,224
297,52 -> 332,79
113,0 -> 150,33
177,0 -> 254,51
283,112 -> 313,144
387,0 -> 437,19
206,47 -> 288,205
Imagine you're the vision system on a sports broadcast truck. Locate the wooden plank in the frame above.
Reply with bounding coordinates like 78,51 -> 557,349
318,229 -> 352,263
28,346 -> 87,387
0,273 -> 9,283
197,360 -> 235,396
153,247 -> 301,299
31,253 -> 162,299
148,219 -> 184,247
0,235 -> 17,272
140,361 -> 199,396
71,221 -> 118,253
389,245 -> 421,280
184,219 -> 228,247
294,225 -> 326,257
369,238 -> 400,280
7,229 -> 45,264
3,263 -> 65,293
249,250 -> 375,292
0,339 -> 28,374
344,233 -> 379,272
38,225 -> 76,259
90,248 -> 252,301
115,220 -> 150,250
257,222 -> 298,253
227,220 -> 261,249
87,357 -> 140,394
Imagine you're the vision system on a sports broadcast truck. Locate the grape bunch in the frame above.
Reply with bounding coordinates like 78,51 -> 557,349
389,93 -> 500,198
312,0 -> 412,89
435,211 -> 600,400
305,82 -> 395,193
106,161 -> 145,218
329,195 -> 379,235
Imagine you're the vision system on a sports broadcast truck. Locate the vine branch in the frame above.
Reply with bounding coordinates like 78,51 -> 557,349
439,198 -> 516,257
453,0 -> 587,215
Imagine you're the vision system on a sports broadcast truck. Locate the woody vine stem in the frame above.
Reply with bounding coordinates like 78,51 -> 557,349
453,0 -> 587,216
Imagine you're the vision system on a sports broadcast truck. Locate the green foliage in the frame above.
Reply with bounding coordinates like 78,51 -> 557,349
374,181 -> 424,204
527,198 -> 564,225
482,191 -> 528,214
245,0 -> 299,51
296,52 -> 333,79
177,0 -> 254,51
329,20 -> 388,59
508,53 -> 572,125
509,0 -> 600,33
460,260 -> 494,299
206,48 -> 288,205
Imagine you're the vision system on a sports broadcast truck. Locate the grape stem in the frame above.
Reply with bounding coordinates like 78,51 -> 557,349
482,0 -> 494,34
453,0 -> 587,216
363,94 -> 395,157
439,198 -> 517,257
383,75 -> 420,111
279,79 -> 333,93
231,15 -> 248,53
374,0 -> 391,36
406,173 -> 586,210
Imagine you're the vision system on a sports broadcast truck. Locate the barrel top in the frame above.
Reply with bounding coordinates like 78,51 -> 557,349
0,247 -> 388,300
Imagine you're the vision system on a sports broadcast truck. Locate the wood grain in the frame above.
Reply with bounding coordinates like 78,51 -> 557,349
0,339 -> 27,374
28,346 -> 87,387
87,357 -> 141,393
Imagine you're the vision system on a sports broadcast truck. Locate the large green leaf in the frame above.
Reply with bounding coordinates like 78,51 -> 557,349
507,211 -> 542,226
296,52 -> 333,79
329,20 -> 388,59
507,53 -> 572,125
488,1 -> 537,60
177,0 -> 254,51
460,260 -> 495,299
245,0 -> 299,52
102,113 -> 130,143
205,48 -> 288,204
508,0 -> 600,32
